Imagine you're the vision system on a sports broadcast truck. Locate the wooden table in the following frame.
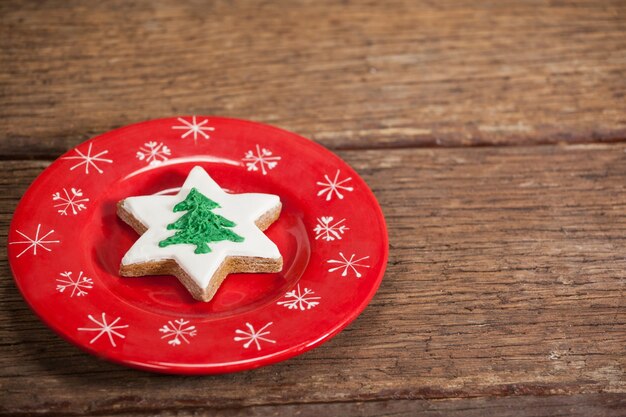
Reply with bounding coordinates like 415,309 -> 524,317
1,1 -> 625,415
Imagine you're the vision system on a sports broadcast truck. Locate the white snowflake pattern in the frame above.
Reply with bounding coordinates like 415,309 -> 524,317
327,252 -> 370,278
62,142 -> 113,175
136,141 -> 171,165
172,116 -> 215,143
52,188 -> 89,215
313,216 -> 349,241
159,319 -> 197,346
77,312 -> 128,347
9,224 -> 60,258
277,284 -> 320,311
56,271 -> 93,297
317,170 -> 354,201
242,145 -> 281,175
234,322 -> 276,351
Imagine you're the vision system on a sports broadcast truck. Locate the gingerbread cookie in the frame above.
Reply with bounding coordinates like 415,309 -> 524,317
118,166 -> 282,302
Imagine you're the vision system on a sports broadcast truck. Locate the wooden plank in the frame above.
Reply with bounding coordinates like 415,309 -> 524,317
1,143 -> 625,414
77,394 -> 626,417
1,0 -> 626,158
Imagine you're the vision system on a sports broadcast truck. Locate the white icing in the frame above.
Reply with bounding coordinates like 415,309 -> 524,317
120,166 -> 282,289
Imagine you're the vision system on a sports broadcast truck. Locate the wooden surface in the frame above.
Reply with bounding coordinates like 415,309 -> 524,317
1,0 -> 625,416
2,0 -> 626,157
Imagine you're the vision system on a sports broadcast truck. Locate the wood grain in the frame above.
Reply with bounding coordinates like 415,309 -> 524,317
1,144 -> 625,415
1,0 -> 626,158
45,394 -> 626,417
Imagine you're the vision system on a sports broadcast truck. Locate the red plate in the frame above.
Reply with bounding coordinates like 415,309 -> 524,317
8,117 -> 388,374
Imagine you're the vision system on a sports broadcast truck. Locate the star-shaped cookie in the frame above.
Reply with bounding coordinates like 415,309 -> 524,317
118,166 -> 282,302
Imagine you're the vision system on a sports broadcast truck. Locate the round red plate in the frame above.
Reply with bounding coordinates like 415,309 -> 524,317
8,117 -> 388,374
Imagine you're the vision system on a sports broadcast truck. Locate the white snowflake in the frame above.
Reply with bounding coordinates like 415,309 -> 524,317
62,142 -> 113,175
52,188 -> 89,215
136,141 -> 171,165
313,216 -> 349,241
327,252 -> 370,278
77,312 -> 128,347
56,271 -> 93,297
234,322 -> 276,351
242,145 -> 281,175
159,318 -> 197,346
9,224 -> 60,258
277,284 -> 320,311
172,116 -> 215,143
317,170 -> 354,201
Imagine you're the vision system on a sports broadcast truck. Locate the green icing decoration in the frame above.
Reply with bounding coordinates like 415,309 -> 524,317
159,188 -> 244,254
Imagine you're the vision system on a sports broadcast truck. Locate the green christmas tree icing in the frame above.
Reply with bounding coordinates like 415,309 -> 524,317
159,188 -> 244,254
